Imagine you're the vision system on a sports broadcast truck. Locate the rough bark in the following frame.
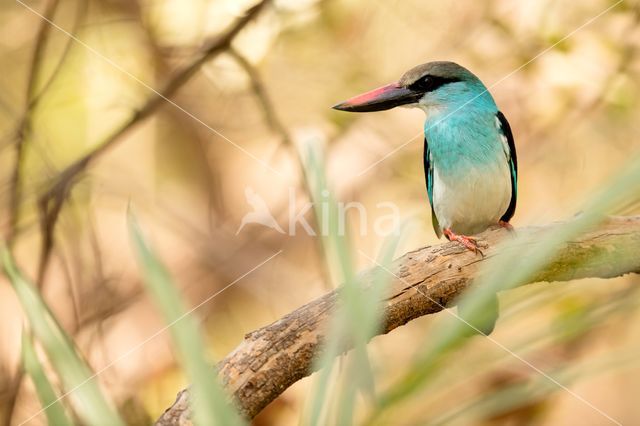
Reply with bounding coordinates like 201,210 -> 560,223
156,216 -> 640,425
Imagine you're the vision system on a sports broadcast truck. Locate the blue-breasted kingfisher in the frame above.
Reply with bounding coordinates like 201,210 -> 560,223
332,61 -> 518,334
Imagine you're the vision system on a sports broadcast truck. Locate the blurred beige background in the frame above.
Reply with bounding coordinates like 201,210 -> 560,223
1,0 -> 639,424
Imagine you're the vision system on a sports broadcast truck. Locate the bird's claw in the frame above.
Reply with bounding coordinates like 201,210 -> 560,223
443,229 -> 485,257
498,220 -> 516,235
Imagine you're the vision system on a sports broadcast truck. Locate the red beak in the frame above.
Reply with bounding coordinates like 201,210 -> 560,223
332,82 -> 422,112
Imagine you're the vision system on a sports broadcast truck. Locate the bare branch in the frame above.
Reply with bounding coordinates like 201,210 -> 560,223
156,216 -> 640,425
7,0 -> 86,246
7,0 -> 61,245
35,0 -> 272,288
228,48 -> 292,147
2,1 -> 67,423
227,48 -> 337,290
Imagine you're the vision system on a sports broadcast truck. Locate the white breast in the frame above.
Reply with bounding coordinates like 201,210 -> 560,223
432,159 -> 511,235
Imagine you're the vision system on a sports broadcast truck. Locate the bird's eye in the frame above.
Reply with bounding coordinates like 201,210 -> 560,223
410,76 -> 434,92
409,75 -> 460,92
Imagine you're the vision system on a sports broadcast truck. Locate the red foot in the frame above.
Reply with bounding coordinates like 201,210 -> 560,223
443,228 -> 483,256
499,220 -> 515,233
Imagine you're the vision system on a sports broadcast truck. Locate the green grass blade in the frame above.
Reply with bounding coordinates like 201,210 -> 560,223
127,211 -> 244,426
299,138 -> 404,425
299,139 -> 365,425
387,283 -> 640,425
1,249 -> 124,426
21,329 -> 73,426
370,154 -> 640,420
333,228 -> 407,425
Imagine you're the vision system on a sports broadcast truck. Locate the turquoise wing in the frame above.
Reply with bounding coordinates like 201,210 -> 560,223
423,137 -> 442,238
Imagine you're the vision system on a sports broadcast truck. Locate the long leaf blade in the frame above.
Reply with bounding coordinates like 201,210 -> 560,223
21,329 -> 73,426
2,249 -> 124,425
128,211 -> 243,426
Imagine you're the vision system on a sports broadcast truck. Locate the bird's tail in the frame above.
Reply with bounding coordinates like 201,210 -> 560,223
457,293 -> 499,336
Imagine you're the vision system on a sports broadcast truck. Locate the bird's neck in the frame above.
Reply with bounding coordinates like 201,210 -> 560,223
420,82 -> 497,122
422,91 -> 497,129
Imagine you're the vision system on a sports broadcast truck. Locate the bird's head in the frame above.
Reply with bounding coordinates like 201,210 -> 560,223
333,61 -> 494,115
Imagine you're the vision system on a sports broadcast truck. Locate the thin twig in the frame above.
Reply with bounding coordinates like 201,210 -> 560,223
7,0 -> 60,245
7,0 -> 86,247
227,49 -> 292,146
228,48 -> 336,290
2,1 -> 66,423
35,0 -> 272,290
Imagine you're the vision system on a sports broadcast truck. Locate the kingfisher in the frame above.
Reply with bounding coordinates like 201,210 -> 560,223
333,61 -> 517,334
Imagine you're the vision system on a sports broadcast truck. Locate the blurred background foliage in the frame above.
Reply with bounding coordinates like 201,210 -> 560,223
1,0 -> 640,424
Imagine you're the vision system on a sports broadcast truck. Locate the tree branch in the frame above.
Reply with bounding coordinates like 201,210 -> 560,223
227,48 -> 336,291
35,0 -> 272,286
156,216 -> 640,425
